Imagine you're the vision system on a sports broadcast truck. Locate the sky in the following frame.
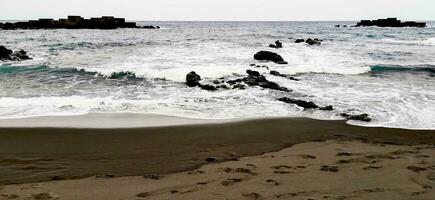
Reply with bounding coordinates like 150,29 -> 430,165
1,0 -> 434,21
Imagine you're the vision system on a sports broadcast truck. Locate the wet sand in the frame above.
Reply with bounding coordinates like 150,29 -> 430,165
0,114 -> 434,187
1,139 -> 434,199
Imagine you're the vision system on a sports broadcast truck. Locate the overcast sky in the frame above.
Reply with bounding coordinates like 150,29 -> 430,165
1,0 -> 434,21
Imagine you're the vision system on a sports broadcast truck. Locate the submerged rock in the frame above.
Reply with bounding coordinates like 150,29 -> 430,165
186,71 -> 201,87
340,113 -> 372,122
254,51 -> 287,64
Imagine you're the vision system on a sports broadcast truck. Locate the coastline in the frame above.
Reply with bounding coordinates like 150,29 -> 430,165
0,114 -> 434,186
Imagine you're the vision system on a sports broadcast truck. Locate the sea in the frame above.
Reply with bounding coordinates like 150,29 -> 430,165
0,21 -> 434,129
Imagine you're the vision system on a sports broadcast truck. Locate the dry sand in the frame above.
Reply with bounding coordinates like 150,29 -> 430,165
1,139 -> 434,200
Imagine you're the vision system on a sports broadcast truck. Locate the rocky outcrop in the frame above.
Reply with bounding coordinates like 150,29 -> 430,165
269,40 -> 283,49
355,18 -> 426,28
0,46 -> 31,61
254,51 -> 288,64
295,39 -> 305,43
0,16 -> 160,30
340,113 -> 372,122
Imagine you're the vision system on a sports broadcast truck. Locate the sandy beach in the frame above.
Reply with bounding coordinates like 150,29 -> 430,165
0,114 -> 434,199
1,139 -> 434,200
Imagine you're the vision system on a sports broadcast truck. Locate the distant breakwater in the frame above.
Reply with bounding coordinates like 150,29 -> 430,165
354,18 -> 426,28
0,16 -> 160,30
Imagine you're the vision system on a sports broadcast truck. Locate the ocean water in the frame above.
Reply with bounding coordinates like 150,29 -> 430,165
0,21 -> 434,129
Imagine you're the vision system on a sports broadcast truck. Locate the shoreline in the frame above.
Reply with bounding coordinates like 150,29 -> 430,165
0,113 -> 433,130
0,115 -> 434,185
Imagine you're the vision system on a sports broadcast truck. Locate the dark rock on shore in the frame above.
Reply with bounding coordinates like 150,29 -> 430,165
278,97 -> 319,109
186,71 -> 201,87
269,40 -> 283,49
254,51 -> 287,64
355,18 -> 426,28
0,46 -> 31,61
340,113 -> 372,122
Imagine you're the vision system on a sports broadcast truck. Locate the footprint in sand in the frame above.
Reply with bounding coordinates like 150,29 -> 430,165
136,192 -> 149,198
242,192 -> 262,200
221,178 -> 243,186
320,165 -> 339,172
407,166 -> 427,173
143,174 -> 162,180
363,166 -> 382,170
299,155 -> 316,159
266,179 -> 280,186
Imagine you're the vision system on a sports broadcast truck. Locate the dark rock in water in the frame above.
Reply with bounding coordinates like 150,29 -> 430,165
340,113 -> 372,122
246,69 -> 261,77
278,97 -> 319,109
270,70 -> 286,77
108,71 -> 136,79
270,70 -> 300,81
254,51 -> 287,64
227,78 -> 244,85
295,39 -> 305,43
199,84 -> 218,91
275,40 -> 283,48
249,63 -> 256,66
355,18 -> 426,28
306,38 -> 321,45
335,25 -> 340,27
233,84 -> 246,90
258,81 -> 289,92
0,46 -> 13,60
268,40 -> 283,49
0,46 -> 32,61
276,61 -> 288,65
320,105 -> 334,111
186,71 -> 201,87
243,71 -> 289,92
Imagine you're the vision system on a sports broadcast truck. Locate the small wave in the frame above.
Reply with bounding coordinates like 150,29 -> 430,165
0,64 -> 142,80
381,37 -> 435,46
370,65 -> 435,74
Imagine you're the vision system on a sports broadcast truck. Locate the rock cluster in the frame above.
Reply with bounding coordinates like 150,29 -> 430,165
0,16 -> 160,30
254,51 -> 288,64
0,46 -> 31,61
355,18 -> 426,28
186,70 -> 290,92
294,38 -> 322,45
